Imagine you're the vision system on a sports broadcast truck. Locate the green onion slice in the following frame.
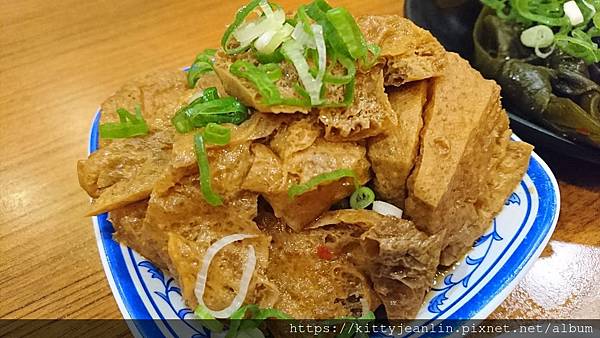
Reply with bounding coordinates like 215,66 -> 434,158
288,168 -> 358,198
520,25 -> 555,48
203,123 -> 231,145
221,0 -> 263,55
256,49 -> 285,64
513,0 -> 569,27
230,60 -> 310,107
350,186 -> 375,210
230,60 -> 283,104
194,134 -> 224,206
258,63 -> 283,82
226,305 -> 291,338
194,305 -> 224,333
187,49 -> 217,88
172,94 -> 248,133
326,7 -> 368,60
306,0 -> 350,57
99,105 -> 149,139
324,54 -> 356,85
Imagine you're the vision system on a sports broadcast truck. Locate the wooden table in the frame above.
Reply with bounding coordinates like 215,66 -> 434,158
1,0 -> 599,331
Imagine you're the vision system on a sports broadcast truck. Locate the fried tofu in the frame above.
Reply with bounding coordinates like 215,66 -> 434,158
78,131 -> 173,216
367,80 -> 428,207
257,212 -> 380,319
168,111 -> 289,170
109,200 -> 164,264
441,141 -> 533,264
311,210 -> 444,319
166,224 -> 276,311
319,68 -> 397,141
139,140 -> 257,269
404,53 -> 531,266
79,70 -> 226,216
213,50 -> 310,114
243,139 -> 371,231
405,53 -> 501,235
358,15 -> 447,86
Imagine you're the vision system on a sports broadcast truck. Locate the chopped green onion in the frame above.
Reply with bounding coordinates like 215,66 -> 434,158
187,49 -> 217,88
255,49 -> 285,63
230,60 -> 310,107
226,305 -> 291,338
230,60 -> 283,104
99,105 -> 149,139
294,5 -> 314,39
326,7 -> 368,60
173,87 -> 221,133
258,63 -> 283,82
198,87 -> 220,103
194,305 -> 225,332
513,0 -> 569,27
324,54 -> 356,85
311,0 -> 332,12
222,0 -> 263,54
172,111 -> 194,133
306,0 -> 350,57
203,123 -> 231,145
172,95 -> 248,133
350,186 -> 375,210
194,134 -> 224,206
520,24 -> 555,48
288,168 -> 358,198
281,36 -> 326,105
361,43 -> 382,69
255,23 -> 294,55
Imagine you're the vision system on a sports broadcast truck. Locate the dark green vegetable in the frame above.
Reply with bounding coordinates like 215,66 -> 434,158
187,49 -> 217,88
474,7 -> 600,148
99,105 -> 149,139
194,134 -> 224,206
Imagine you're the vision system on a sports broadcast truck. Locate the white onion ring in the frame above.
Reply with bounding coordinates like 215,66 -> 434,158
194,234 -> 257,319
372,201 -> 404,219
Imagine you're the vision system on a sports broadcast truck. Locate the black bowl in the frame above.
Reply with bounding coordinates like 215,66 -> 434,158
405,0 -> 600,165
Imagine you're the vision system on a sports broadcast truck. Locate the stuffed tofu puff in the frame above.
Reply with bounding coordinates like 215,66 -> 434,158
77,0 -> 532,329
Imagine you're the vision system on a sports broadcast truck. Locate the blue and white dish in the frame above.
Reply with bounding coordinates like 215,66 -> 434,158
88,110 -> 560,337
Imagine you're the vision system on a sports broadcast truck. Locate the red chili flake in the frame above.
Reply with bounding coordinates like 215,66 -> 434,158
316,245 -> 334,260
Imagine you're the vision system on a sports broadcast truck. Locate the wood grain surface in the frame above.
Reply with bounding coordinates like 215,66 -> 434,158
1,0 -> 599,332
